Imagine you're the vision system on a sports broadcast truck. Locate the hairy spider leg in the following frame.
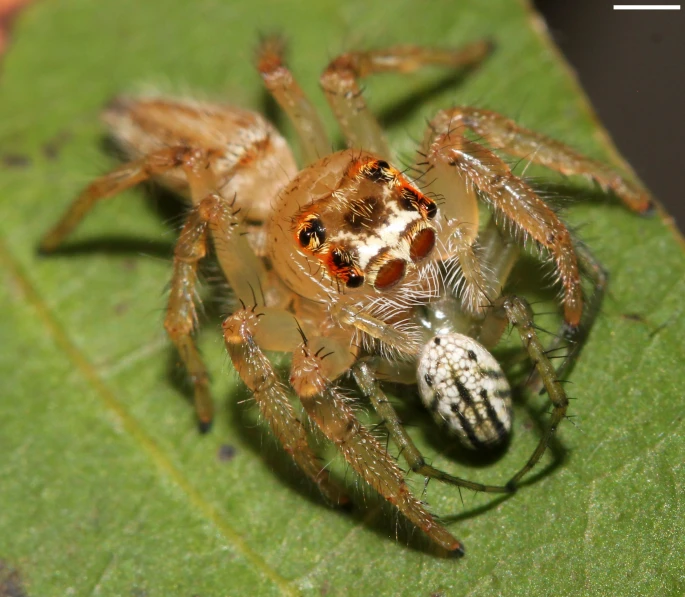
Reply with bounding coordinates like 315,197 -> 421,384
424,126 -> 584,327
458,210 -> 608,395
319,40 -> 493,159
256,36 -> 331,165
39,146 -> 208,252
162,150 -> 272,429
494,295 -> 571,490
527,239 -> 608,395
165,206 -> 213,429
428,108 -> 653,214
422,106 -> 653,328
289,340 -> 465,554
39,145 -> 264,430
223,308 -> 349,506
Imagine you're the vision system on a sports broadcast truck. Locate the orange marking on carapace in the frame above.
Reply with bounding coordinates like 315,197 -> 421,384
348,158 -> 399,184
237,135 -> 272,166
398,184 -> 437,219
326,247 -> 364,288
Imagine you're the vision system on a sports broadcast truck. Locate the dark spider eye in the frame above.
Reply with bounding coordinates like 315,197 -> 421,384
425,200 -> 437,219
331,249 -> 345,267
330,249 -> 364,288
346,272 -> 364,288
298,217 -> 325,249
363,160 -> 393,182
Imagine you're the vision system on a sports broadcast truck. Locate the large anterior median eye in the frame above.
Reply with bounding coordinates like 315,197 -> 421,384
410,228 -> 436,262
297,215 -> 326,250
374,258 -> 406,290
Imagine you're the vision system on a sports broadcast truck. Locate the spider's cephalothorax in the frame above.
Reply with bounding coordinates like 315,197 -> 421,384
270,152 -> 440,300
40,36 -> 652,555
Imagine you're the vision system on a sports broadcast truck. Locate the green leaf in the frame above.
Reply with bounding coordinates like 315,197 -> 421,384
1,1 -> 683,595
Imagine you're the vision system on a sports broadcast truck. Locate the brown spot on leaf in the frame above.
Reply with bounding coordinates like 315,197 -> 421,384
217,444 -> 237,462
0,560 -> 28,597
2,154 -> 30,168
41,130 -> 72,161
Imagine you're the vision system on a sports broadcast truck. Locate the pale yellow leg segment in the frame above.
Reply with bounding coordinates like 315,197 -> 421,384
290,342 -> 464,554
332,302 -> 423,357
180,152 -> 269,304
40,146 -> 204,251
320,40 -> 492,158
428,107 -> 653,214
440,220 -> 494,319
469,218 -> 521,347
162,152 -> 269,429
223,309 -> 349,506
257,36 -> 331,165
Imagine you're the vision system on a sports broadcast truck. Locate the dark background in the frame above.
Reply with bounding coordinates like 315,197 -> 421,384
535,1 -> 684,230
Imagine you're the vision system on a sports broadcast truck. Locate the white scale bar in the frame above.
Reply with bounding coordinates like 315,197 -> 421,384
614,4 -> 681,8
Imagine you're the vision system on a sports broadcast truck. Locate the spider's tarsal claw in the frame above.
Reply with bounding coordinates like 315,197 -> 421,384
448,542 -> 466,558
37,243 -> 56,256
336,497 -> 354,513
639,201 -> 656,217
198,418 -> 213,434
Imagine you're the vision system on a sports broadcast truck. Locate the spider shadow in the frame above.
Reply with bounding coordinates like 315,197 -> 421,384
335,475 -> 517,558
383,376 -> 567,479
37,167 -> 223,417
222,375 -> 364,511
39,233 -> 174,259
530,180 -> 641,214
376,67 -> 481,133
38,135 -> 186,260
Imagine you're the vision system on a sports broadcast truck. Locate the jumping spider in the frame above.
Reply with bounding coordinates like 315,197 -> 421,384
40,37 -> 652,554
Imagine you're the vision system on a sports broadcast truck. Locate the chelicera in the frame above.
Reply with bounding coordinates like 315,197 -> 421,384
40,36 -> 652,555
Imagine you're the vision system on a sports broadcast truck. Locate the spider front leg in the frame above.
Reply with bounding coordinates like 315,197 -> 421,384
428,107 -> 653,214
319,40 -> 492,158
425,126 -> 584,326
223,308 -> 349,506
289,338 -> 464,554
423,106 -> 654,326
256,35 -> 331,165
162,187 -> 272,430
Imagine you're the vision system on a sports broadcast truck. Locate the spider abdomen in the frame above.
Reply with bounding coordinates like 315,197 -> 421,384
417,333 -> 512,449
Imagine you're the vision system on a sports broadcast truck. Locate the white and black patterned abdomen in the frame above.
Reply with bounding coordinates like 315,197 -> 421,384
417,333 -> 512,449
